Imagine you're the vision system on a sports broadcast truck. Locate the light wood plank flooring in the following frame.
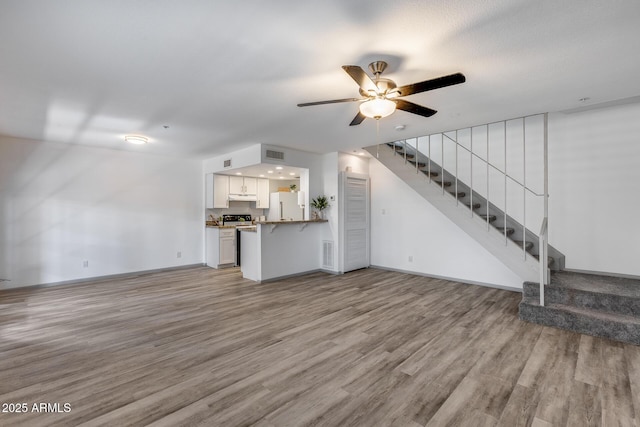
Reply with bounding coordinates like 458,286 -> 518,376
1,267 -> 638,426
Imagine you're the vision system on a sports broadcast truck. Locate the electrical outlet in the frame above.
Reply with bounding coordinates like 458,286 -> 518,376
177,251 -> 182,258
330,195 -> 335,201
83,260 -> 89,268
408,256 -> 413,262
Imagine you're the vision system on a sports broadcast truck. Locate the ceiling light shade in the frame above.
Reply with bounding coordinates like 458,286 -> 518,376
124,135 -> 148,145
359,98 -> 396,119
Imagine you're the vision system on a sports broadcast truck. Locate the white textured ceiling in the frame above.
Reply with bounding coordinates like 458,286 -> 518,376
1,1 -> 639,159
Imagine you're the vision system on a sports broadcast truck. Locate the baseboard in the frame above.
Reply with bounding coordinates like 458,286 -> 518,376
369,265 -> 522,293
0,263 -> 207,291
256,269 -> 340,284
562,268 -> 640,281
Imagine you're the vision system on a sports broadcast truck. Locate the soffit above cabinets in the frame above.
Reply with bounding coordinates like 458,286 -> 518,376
218,164 -> 304,180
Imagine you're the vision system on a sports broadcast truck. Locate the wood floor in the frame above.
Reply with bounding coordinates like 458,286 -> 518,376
1,267 -> 638,427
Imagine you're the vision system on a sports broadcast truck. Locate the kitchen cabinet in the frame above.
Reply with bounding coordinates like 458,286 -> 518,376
229,176 -> 257,194
206,227 -> 236,268
219,229 -> 236,265
256,178 -> 270,208
206,174 -> 229,209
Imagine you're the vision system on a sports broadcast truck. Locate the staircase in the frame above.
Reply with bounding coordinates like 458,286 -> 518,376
365,114 -> 640,346
520,271 -> 640,345
365,138 -> 563,282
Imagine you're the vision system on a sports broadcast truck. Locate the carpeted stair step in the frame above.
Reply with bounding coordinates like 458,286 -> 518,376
519,297 -> 640,346
449,191 -> 466,198
513,240 -> 534,251
495,227 -> 515,236
408,160 -> 426,168
478,214 -> 497,222
465,202 -> 481,210
434,180 -> 452,187
523,272 -> 640,317
532,255 -> 555,266
420,169 -> 439,177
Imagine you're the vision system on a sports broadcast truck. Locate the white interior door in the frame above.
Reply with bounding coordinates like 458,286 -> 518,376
340,172 -> 370,272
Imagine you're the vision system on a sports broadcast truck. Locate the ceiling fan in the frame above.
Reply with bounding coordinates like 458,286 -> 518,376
297,61 -> 465,126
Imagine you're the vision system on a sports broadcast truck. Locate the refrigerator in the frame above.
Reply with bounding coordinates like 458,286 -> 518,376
267,192 -> 303,221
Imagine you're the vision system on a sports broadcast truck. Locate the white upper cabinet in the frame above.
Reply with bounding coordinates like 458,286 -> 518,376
206,174 -> 230,209
256,178 -> 270,208
229,176 -> 257,195
229,176 -> 245,194
212,174 -> 230,208
243,177 -> 257,194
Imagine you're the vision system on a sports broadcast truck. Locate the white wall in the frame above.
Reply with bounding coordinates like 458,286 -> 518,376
371,102 -> 640,284
203,144 -> 261,174
0,136 -> 203,289
370,160 -> 526,290
548,103 -> 640,276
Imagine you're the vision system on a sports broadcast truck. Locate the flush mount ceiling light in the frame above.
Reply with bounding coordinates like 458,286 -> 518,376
124,135 -> 148,145
359,97 -> 396,119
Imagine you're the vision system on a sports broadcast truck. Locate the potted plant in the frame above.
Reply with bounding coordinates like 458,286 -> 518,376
289,184 -> 297,192
310,195 -> 329,219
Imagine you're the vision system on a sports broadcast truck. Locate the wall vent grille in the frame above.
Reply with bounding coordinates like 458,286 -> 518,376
322,241 -> 334,269
223,159 -> 232,168
265,150 -> 285,161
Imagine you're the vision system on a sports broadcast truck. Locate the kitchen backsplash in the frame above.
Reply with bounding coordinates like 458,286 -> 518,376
206,201 -> 265,220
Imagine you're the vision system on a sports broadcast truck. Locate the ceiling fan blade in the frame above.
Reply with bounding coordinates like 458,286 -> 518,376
342,65 -> 378,94
395,99 -> 437,117
297,97 -> 362,107
396,72 -> 466,97
349,111 -> 366,126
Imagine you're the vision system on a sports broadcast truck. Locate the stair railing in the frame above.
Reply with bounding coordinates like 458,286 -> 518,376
393,113 -> 550,297
539,217 -> 548,305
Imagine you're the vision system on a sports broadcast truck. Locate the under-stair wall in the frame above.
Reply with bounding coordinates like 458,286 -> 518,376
365,114 -> 564,284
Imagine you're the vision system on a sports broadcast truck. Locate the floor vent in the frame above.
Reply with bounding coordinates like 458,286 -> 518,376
322,241 -> 334,269
265,149 -> 285,161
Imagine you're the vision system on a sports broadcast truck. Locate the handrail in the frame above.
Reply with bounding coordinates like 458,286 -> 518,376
394,112 -> 550,291
441,133 -> 544,197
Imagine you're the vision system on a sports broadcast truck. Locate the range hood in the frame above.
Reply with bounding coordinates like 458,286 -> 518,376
228,194 -> 257,202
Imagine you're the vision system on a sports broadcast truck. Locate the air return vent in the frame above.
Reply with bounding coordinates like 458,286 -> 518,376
223,159 -> 232,168
322,241 -> 334,269
265,149 -> 285,161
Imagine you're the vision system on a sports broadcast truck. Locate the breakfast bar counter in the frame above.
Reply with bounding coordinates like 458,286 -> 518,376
240,220 -> 329,282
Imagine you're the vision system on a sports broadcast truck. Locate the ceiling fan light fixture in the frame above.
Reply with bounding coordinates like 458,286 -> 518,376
359,98 -> 396,119
124,135 -> 148,145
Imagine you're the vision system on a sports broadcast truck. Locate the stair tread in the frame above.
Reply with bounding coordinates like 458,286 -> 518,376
521,297 -> 640,324
525,271 -> 640,298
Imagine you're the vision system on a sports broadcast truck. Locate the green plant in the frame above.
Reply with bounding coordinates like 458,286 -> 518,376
310,195 -> 329,211
289,184 -> 297,192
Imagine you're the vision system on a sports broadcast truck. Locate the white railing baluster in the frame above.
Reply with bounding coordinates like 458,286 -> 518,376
486,125 -> 490,230
522,118 -> 526,260
455,130 -> 459,206
394,113 -> 549,285
504,120 -> 508,244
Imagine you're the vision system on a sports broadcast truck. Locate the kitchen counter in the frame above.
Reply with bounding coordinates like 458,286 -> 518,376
254,219 -> 328,225
240,220 -> 330,282
206,225 -> 242,229
237,226 -> 257,232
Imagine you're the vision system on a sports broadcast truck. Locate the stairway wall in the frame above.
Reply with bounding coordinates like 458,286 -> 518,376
369,160 -> 525,290
549,102 -> 640,277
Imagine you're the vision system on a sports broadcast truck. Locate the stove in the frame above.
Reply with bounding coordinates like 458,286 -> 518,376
222,214 -> 252,226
